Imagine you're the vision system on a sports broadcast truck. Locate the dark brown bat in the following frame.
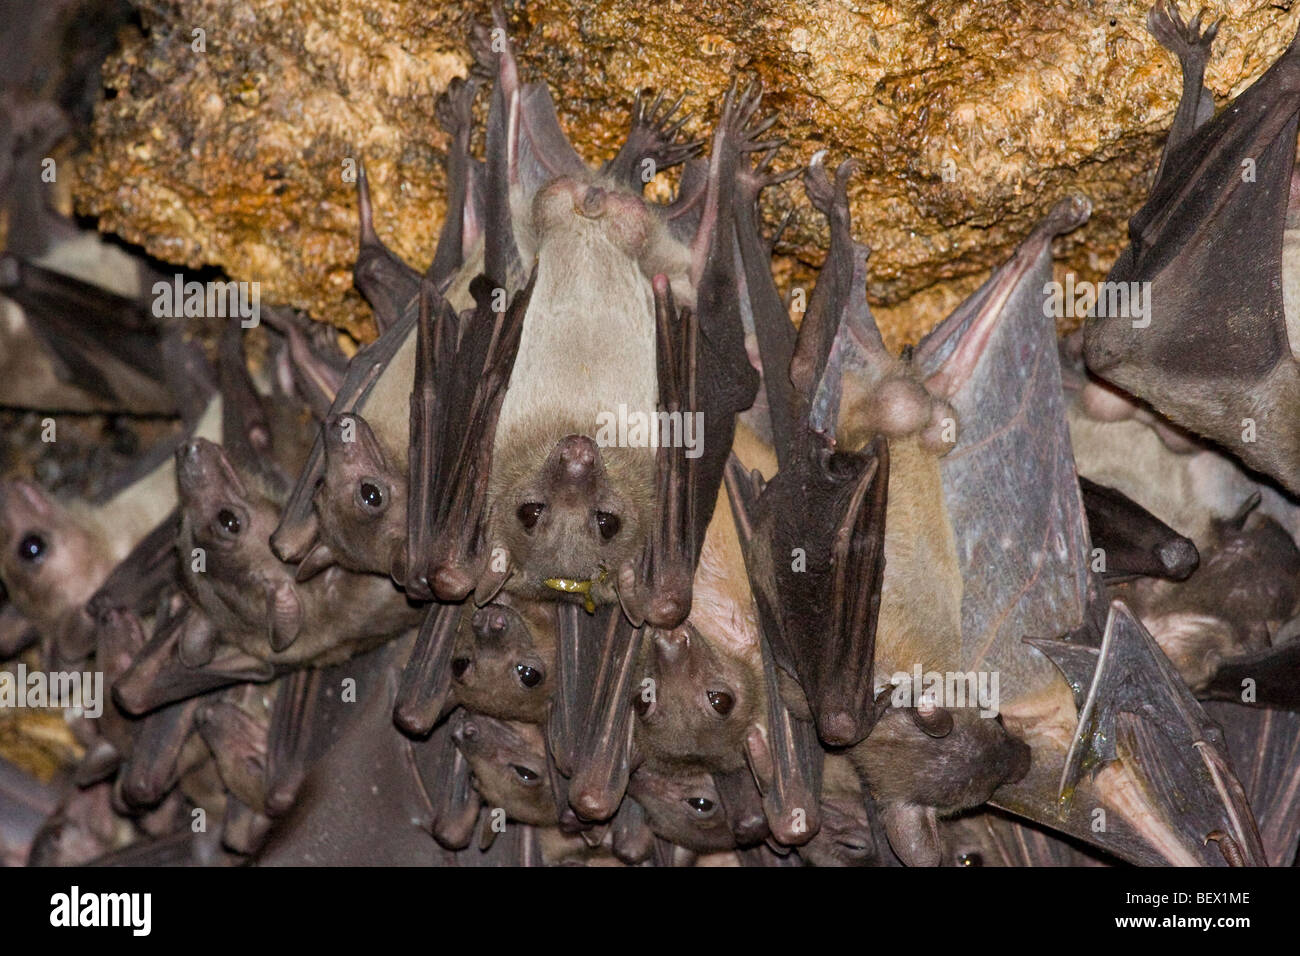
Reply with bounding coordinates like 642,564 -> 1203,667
1129,501 -> 1300,698
1079,476 -> 1199,582
725,154 -> 889,749
1083,2 -> 1300,494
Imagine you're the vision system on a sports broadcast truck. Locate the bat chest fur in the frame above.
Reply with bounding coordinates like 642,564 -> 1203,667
875,437 -> 963,684
494,231 -> 657,452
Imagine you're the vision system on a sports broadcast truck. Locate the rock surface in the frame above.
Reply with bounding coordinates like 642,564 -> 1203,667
74,0 -> 1300,347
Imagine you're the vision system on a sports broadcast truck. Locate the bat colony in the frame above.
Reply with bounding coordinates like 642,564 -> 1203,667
4,0 -> 1300,867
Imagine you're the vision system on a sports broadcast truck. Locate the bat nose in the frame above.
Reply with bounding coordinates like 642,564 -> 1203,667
471,606 -> 508,640
557,434 -> 599,481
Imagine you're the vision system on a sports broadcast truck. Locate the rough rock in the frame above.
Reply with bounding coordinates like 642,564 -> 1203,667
74,0 -> 1300,348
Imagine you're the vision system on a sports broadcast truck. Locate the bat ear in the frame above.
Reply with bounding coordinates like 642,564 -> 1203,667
266,581 -> 303,652
4,479 -> 55,521
294,543 -> 336,582
176,610 -> 216,668
880,803 -> 942,867
472,545 -> 511,606
393,603 -> 461,738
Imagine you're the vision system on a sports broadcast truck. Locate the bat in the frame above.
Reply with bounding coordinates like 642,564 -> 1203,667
1130,500 -> 1300,698
444,8 -> 756,616
724,154 -> 889,749
269,67 -> 485,572
449,710 -> 562,827
1082,1 -> 1300,494
0,392 -> 223,663
1023,600 -> 1267,866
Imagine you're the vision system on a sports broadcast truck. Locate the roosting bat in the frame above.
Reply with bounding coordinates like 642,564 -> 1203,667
1083,1 -> 1300,494
427,8 -> 757,617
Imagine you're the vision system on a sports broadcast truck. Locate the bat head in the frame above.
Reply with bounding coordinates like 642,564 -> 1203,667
314,413 -> 406,577
450,601 -> 556,724
850,706 -> 1031,865
0,479 -> 109,656
176,438 -> 302,650
633,623 -> 764,773
626,766 -> 737,853
450,711 -> 560,827
487,433 -> 651,604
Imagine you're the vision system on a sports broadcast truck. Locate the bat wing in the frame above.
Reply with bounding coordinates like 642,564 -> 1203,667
1080,476 -> 1199,581
566,609 -> 644,822
427,74 -> 484,289
413,272 -> 531,604
0,253 -> 176,415
353,161 -> 422,336
392,602 -> 461,738
1083,19 -> 1300,492
915,197 -> 1094,699
618,86 -> 779,629
1202,636 -> 1300,710
1205,701 -> 1300,866
112,603 -> 276,716
1016,600 -> 1267,866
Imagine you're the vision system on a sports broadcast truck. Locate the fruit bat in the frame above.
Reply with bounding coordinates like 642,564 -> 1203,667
113,437 -> 422,716
1083,1 -> 1300,494
0,393 -> 222,663
0,254 -> 179,416
270,69 -> 485,573
1025,600 -> 1267,866
1129,502 -> 1300,697
450,710 -> 561,827
725,154 -> 890,749
439,8 -> 757,616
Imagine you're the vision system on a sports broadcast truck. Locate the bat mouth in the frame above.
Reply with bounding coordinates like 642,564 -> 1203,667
543,576 -> 597,612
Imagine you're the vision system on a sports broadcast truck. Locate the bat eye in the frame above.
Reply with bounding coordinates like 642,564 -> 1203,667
685,797 -> 716,816
511,764 -> 540,784
451,657 -> 472,680
515,663 -> 543,688
595,511 -> 621,540
17,533 -> 46,563
358,481 -> 384,511
217,509 -> 242,536
517,502 -> 545,531
707,690 -> 734,716
959,852 -> 984,867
